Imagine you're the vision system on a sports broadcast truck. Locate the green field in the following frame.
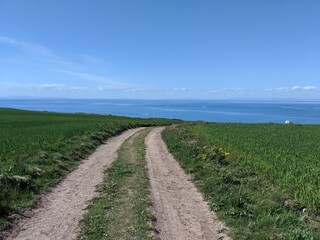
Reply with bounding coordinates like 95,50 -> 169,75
2,108 -> 320,239
163,123 -> 320,239
0,108 -> 177,225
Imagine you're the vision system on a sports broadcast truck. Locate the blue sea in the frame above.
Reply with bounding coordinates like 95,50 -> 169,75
0,99 -> 319,124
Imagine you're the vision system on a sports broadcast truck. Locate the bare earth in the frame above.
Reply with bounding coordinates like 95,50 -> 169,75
8,128 -> 144,240
145,127 -> 230,240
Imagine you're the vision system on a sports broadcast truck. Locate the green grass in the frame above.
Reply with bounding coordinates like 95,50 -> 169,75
77,128 -> 155,240
192,123 -> 320,213
0,108 -> 178,226
163,123 -> 320,240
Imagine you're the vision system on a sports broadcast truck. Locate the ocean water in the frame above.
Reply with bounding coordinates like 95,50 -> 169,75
0,99 -> 319,124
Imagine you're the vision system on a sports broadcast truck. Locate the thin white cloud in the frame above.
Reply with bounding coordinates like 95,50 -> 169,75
304,86 -> 317,90
0,82 -> 84,91
72,54 -> 110,66
0,36 -> 110,70
0,81 -> 145,93
1,36 -> 142,94
209,88 -> 244,93
0,36 -> 117,79
209,90 -> 219,93
52,69 -> 128,87
0,36 -> 54,56
52,67 -> 134,92
37,83 -> 84,91
265,87 -> 289,92
266,86 -> 317,92
291,86 -> 301,90
97,85 -> 184,94
97,86 -> 145,92
128,88 -> 144,92
0,36 -> 80,69
97,86 -> 126,91
173,87 -> 187,91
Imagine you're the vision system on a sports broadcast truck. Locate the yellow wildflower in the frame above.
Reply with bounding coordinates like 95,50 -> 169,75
201,153 -> 207,160
203,145 -> 207,150
224,152 -> 230,157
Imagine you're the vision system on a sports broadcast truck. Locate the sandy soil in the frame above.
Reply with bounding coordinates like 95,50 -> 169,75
145,127 -> 230,240
6,127 -> 144,240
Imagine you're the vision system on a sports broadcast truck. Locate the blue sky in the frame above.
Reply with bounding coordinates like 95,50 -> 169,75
0,0 -> 319,99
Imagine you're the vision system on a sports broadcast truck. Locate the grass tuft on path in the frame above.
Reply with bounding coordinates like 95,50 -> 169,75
77,128 -> 155,240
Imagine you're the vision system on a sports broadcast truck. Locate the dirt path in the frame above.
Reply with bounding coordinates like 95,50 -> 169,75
7,127 -> 144,240
145,127 -> 230,240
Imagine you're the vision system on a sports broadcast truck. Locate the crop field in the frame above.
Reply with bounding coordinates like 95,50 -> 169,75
163,123 -> 320,239
0,108 -> 177,225
193,123 -> 320,213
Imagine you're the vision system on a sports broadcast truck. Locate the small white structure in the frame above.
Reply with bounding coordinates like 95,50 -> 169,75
285,120 -> 292,124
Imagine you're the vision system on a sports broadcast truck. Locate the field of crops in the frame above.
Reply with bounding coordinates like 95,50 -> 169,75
0,108 -> 177,225
192,123 -> 320,213
163,123 -> 320,239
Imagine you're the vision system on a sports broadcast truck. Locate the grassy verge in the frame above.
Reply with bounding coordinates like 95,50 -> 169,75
0,108 -> 178,226
77,128 -> 154,240
162,123 -> 320,240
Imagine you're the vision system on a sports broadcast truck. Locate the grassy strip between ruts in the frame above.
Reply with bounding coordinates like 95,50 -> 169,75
162,124 -> 320,240
0,108 -> 179,227
77,128 -> 155,240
